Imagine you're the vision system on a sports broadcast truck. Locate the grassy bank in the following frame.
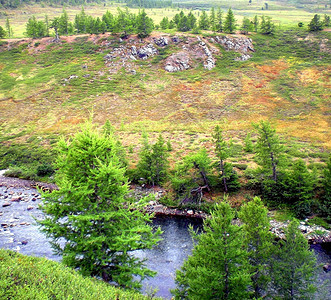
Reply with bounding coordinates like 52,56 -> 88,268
0,249 -> 153,299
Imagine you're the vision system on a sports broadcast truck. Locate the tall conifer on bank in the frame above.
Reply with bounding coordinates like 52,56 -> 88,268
173,202 -> 251,299
136,133 -> 169,186
38,123 -> 161,289
239,197 -> 274,298
271,220 -> 317,299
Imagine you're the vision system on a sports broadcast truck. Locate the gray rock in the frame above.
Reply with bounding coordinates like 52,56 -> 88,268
154,37 -> 168,47
2,202 -> 11,207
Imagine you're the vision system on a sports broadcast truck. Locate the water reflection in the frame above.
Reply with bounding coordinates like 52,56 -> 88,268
135,216 -> 202,299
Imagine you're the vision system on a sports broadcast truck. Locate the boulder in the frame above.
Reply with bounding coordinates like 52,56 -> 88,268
165,52 -> 191,72
154,37 -> 168,47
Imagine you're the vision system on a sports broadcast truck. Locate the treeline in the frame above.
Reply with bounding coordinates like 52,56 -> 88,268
0,0 -> 105,8
0,0 -> 172,8
23,7 -> 154,38
159,8 -> 277,35
119,0 -> 172,8
126,120 -> 330,221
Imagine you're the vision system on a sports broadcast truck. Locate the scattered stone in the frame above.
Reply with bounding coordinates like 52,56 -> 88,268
323,263 -> 331,273
154,37 -> 168,47
27,206 -> 34,211
2,202 -> 11,207
21,240 -> 28,245
31,198 -> 37,201
10,197 -> 21,202
187,210 -> 194,215
137,44 -> 158,59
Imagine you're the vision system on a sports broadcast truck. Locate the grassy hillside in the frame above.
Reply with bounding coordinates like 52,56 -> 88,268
0,249 -> 153,299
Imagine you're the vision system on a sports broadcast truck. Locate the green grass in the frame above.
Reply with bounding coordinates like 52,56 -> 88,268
0,249 -> 152,300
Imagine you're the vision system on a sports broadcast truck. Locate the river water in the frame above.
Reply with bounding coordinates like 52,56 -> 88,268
0,185 -> 330,299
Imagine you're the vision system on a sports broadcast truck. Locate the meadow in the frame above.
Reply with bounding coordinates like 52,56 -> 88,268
0,0 -> 330,38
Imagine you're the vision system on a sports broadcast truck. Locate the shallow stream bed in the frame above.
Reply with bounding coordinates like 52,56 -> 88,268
0,183 -> 330,299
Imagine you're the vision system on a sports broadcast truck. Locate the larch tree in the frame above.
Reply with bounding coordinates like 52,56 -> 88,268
271,220 -> 317,300
136,9 -> 154,38
216,7 -> 223,32
239,197 -> 275,299
224,8 -> 236,33
173,202 -> 251,299
38,123 -> 161,290
212,125 -> 240,193
254,120 -> 285,182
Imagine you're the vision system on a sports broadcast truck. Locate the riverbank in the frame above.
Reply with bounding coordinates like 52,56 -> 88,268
1,174 -> 330,244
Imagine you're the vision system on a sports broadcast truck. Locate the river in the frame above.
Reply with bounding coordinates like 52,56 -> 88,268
0,183 -> 330,299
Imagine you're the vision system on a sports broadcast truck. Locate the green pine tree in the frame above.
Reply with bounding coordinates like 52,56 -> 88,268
38,123 -> 161,290
239,197 -> 275,299
271,220 -> 317,299
260,15 -> 275,35
215,7 -> 223,32
319,155 -> 331,221
0,26 -> 6,39
209,7 -> 216,32
199,10 -> 210,30
253,15 -> 259,32
241,17 -> 252,35
254,120 -> 285,182
224,8 -> 236,34
171,148 -> 212,205
285,159 -> 316,218
136,9 -> 154,38
137,133 -> 169,186
173,202 -> 251,299
308,14 -> 324,31
213,125 -> 240,192
244,132 -> 253,153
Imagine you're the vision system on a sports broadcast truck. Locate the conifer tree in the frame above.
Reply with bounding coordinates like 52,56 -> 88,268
209,7 -> 216,32
308,14 -> 324,31
160,16 -> 169,29
137,133 -> 169,186
5,17 -> 13,38
0,26 -> 6,39
26,16 -> 47,38
239,197 -> 274,299
45,15 -> 49,37
173,202 -> 251,299
241,17 -> 252,35
136,9 -> 154,38
319,155 -> 331,221
244,132 -> 253,153
253,15 -> 259,32
171,148 -> 212,205
224,8 -> 236,33
254,120 -> 285,182
271,220 -> 317,299
285,159 -> 316,218
212,126 -> 240,192
50,17 -> 60,41
199,10 -> 210,30
38,123 -> 161,290
215,7 -> 223,32
260,15 -> 275,35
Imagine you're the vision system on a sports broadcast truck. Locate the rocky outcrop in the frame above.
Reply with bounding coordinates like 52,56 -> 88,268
165,52 -> 191,72
212,35 -> 255,61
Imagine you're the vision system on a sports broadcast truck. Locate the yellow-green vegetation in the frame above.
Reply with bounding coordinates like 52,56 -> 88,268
0,249 -> 153,300
0,1 -> 330,38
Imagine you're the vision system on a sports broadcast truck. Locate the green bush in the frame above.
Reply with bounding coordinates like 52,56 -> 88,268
0,249 -> 151,300
36,164 -> 55,176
